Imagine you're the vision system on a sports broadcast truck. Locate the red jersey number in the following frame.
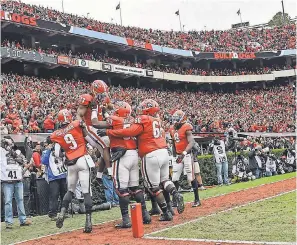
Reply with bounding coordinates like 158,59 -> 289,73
64,134 -> 78,149
152,120 -> 161,138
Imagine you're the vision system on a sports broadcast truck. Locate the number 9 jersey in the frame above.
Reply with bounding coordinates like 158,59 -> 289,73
50,120 -> 87,160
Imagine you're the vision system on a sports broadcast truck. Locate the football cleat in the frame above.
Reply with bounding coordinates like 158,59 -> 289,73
174,193 -> 185,214
159,211 -> 173,222
83,213 -> 92,233
192,200 -> 202,207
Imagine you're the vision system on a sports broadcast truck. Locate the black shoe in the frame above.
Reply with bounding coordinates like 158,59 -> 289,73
50,216 -> 58,221
159,211 -> 173,222
115,216 -> 131,228
56,207 -> 66,229
142,210 -> 152,224
192,200 -> 202,207
149,208 -> 161,216
83,214 -> 92,233
167,202 -> 175,216
174,193 -> 185,214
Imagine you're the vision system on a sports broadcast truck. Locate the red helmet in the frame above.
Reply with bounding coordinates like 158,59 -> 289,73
172,110 -> 187,124
92,80 -> 108,95
57,109 -> 72,124
79,94 -> 93,106
137,99 -> 160,116
114,101 -> 131,117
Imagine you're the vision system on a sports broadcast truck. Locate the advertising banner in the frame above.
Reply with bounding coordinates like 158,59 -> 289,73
193,51 -> 282,60
1,47 -> 57,64
113,64 -> 147,76
78,59 -> 89,68
1,10 -> 71,32
57,56 -> 70,65
102,63 -> 112,71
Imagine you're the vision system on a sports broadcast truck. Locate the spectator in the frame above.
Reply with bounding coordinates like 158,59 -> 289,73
209,137 -> 230,185
43,115 -> 55,133
0,137 -> 32,229
41,138 -> 67,221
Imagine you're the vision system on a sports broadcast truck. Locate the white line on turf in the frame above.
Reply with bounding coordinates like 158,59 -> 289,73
184,176 -> 296,204
144,236 -> 296,245
11,175 -> 296,245
144,189 -> 296,245
12,218 -> 120,245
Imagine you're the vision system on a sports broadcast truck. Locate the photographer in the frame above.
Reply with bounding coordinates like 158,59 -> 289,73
209,137 -> 230,186
247,146 -> 265,179
41,137 -> 67,221
1,138 -> 32,229
264,149 -> 277,177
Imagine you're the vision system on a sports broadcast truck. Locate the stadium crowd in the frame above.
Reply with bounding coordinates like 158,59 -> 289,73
2,40 -> 295,76
1,73 -> 295,135
2,1 -> 296,52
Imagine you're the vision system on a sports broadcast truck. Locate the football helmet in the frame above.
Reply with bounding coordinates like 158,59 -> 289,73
172,110 -> 187,125
113,101 -> 131,117
79,94 -> 93,106
57,109 -> 72,124
92,80 -> 108,94
137,99 -> 160,116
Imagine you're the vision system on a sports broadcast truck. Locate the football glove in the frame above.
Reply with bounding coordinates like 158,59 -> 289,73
110,147 -> 127,162
96,129 -> 107,137
176,151 -> 187,164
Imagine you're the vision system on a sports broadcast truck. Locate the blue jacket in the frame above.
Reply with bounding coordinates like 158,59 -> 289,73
41,149 -> 66,182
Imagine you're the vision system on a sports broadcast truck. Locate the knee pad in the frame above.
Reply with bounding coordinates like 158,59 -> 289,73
83,193 -> 92,214
162,180 -> 176,193
149,187 -> 162,197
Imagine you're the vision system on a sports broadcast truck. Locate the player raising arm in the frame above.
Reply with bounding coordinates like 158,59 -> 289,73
50,109 -> 94,233
105,99 -> 185,221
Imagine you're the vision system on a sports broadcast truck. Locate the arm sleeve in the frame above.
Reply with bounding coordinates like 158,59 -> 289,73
41,150 -> 51,166
54,143 -> 61,158
107,124 -> 143,137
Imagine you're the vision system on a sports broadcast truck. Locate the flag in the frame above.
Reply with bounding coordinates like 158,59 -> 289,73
237,9 -> 241,15
116,3 -> 120,10
175,10 -> 179,16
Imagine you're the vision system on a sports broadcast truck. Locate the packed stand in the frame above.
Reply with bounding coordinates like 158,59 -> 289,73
1,73 -> 295,135
1,1 -> 296,52
2,40 -> 295,76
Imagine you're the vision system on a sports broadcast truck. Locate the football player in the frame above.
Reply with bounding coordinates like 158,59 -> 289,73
104,99 -> 184,221
170,110 -> 201,207
92,101 -> 151,228
77,81 -> 112,180
50,109 -> 94,233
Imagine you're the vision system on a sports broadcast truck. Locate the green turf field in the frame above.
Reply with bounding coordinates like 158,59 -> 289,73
1,172 -> 295,245
151,191 -> 296,242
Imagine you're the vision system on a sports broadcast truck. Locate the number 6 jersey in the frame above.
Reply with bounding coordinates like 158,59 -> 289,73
50,120 -> 87,160
107,115 -> 167,158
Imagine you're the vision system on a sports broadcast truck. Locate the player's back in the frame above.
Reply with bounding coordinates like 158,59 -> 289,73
51,120 -> 87,160
170,123 -> 193,154
136,115 -> 167,157
108,115 -> 136,150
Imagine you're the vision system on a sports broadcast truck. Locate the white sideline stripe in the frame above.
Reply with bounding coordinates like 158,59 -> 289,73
184,176 -> 296,204
12,218 -> 120,245
144,236 -> 296,245
144,190 -> 296,245
11,176 -> 296,245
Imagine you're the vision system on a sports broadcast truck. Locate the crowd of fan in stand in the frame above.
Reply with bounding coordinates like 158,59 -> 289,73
1,73 -> 295,135
1,1 -> 296,52
2,40 -> 295,76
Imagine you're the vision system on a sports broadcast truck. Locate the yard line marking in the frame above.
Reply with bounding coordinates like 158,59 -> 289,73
144,189 -> 296,245
144,236 -> 295,245
14,176 -> 296,245
13,218 -> 120,245
184,176 -> 296,204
